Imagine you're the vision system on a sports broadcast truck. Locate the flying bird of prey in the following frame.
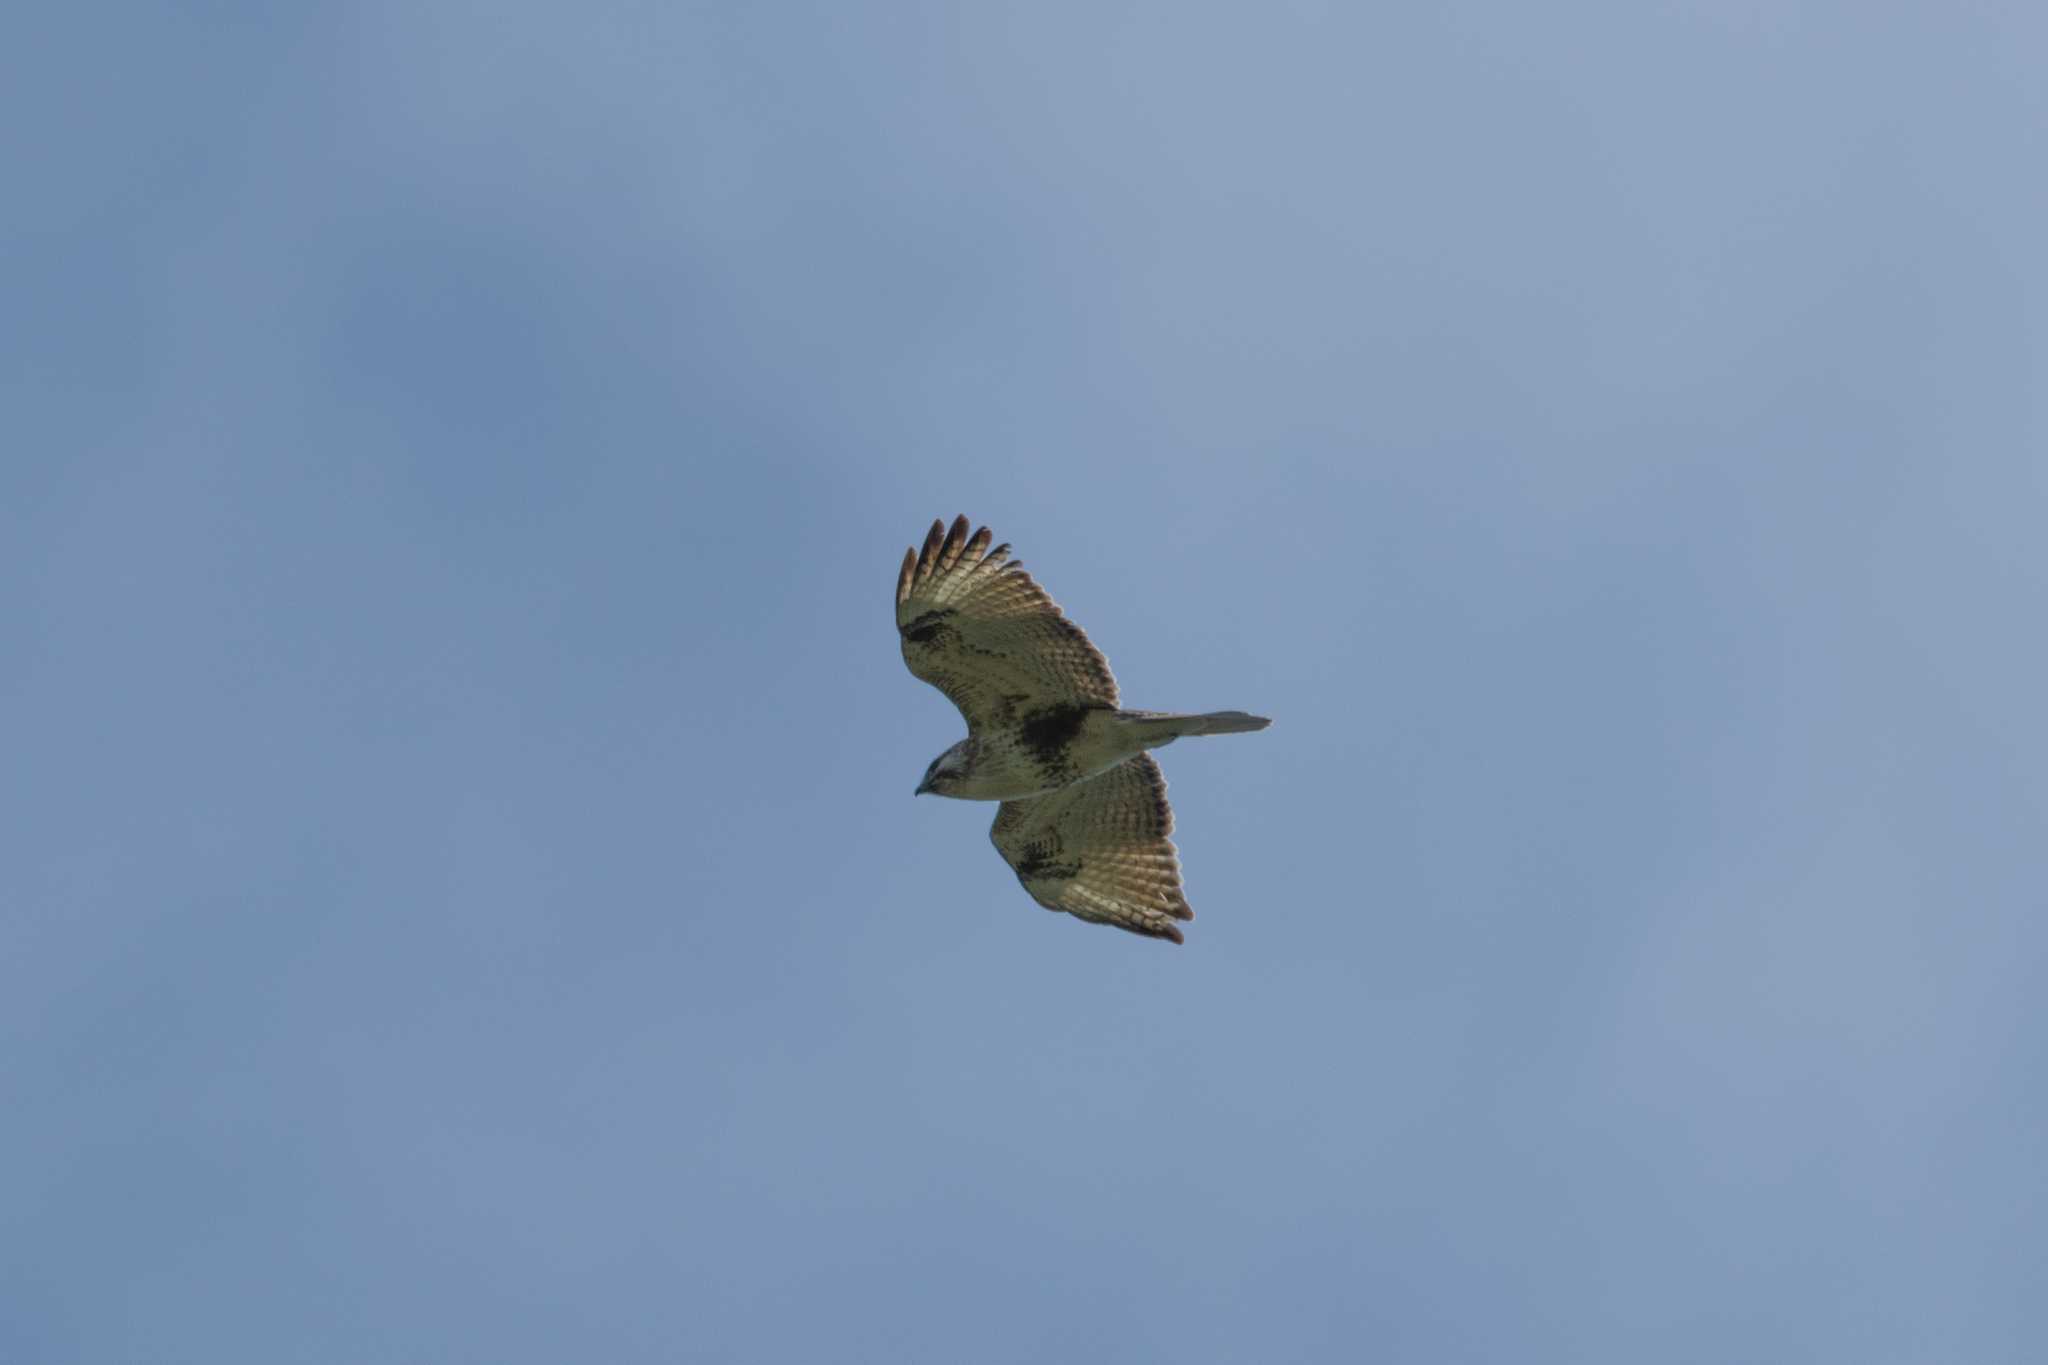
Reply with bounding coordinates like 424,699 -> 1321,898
897,515 -> 1270,944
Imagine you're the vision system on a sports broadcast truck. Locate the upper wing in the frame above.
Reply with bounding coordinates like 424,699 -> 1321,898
990,754 -> 1193,944
896,515 -> 1119,731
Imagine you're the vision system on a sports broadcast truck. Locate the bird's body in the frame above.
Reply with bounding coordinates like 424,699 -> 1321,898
920,703 -> 1272,801
897,515 -> 1269,944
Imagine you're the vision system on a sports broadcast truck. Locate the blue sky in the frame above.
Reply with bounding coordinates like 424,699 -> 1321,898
6,3 -> 2044,1360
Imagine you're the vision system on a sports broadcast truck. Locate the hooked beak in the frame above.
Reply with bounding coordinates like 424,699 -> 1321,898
914,777 -> 932,796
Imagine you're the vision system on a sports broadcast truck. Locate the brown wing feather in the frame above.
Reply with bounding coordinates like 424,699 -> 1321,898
895,515 -> 1119,731
989,755 -> 1192,944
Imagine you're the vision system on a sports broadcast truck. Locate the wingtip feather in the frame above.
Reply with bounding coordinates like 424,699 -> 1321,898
896,546 -> 917,605
915,519 -> 946,589
939,514 -> 970,570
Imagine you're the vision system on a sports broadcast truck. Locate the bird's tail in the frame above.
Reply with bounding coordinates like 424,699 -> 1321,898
1116,709 -> 1273,748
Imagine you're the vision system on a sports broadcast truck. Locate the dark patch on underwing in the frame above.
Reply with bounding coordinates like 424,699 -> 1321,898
899,608 -> 955,646
1017,702 -> 1091,767
1014,847 -> 1081,884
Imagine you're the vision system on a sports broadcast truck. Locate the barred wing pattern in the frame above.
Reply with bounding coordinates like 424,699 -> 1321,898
990,754 -> 1193,944
896,516 -> 1119,733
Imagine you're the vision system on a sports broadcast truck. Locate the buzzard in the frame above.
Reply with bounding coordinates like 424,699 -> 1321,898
897,515 -> 1270,944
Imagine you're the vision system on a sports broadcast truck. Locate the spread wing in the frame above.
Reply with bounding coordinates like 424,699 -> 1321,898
896,515 -> 1120,731
990,754 -> 1193,944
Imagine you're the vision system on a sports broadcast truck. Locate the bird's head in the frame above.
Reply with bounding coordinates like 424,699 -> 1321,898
914,740 -> 973,796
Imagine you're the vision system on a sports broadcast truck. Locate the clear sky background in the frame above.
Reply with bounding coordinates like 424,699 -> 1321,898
7,3 -> 2045,1361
